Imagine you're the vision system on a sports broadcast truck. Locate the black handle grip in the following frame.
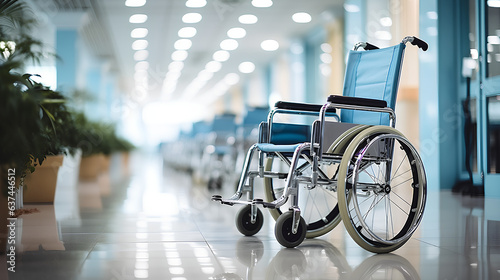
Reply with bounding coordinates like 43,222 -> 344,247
364,42 -> 379,50
411,36 -> 428,51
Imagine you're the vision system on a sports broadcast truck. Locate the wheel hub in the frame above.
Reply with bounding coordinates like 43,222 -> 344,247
383,184 -> 391,194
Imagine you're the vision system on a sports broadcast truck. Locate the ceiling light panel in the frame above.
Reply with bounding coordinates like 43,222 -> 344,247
174,39 -> 192,50
171,50 -> 188,61
168,61 -> 184,72
134,50 -> 149,61
178,27 -> 197,38
220,39 -> 238,51
292,12 -> 312,23
131,28 -> 148,38
251,0 -> 273,8
186,0 -> 207,8
135,61 -> 149,71
125,0 -> 146,7
227,28 -> 246,39
132,40 -> 148,50
205,61 -> 222,72
261,40 -> 279,51
238,14 -> 258,24
182,13 -> 202,23
129,14 -> 148,23
224,73 -> 240,85
238,62 -> 255,73
213,50 -> 230,62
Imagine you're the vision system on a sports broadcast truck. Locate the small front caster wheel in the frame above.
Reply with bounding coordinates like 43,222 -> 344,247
275,211 -> 307,248
236,205 -> 264,236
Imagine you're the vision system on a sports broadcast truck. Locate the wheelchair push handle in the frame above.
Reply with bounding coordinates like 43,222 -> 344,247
354,42 -> 380,51
403,36 -> 428,51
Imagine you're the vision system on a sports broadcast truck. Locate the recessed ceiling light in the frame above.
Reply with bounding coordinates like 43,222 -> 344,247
134,50 -> 149,61
174,39 -> 192,50
186,0 -> 207,8
178,27 -> 197,38
171,50 -> 188,61
292,12 -> 311,23
321,43 -> 332,53
131,28 -> 148,38
129,14 -> 148,23
197,70 -> 213,81
487,0 -> 500,7
168,61 -> 184,72
251,0 -> 272,8
261,40 -> 279,51
132,39 -> 148,50
135,61 -> 149,71
320,53 -> 332,64
227,27 -> 246,39
238,14 -> 258,24
238,61 -> 255,73
224,73 -> 240,85
135,70 -> 147,80
220,39 -> 238,51
166,71 -> 181,81
344,4 -> 360,13
182,13 -> 202,23
380,17 -> 392,27
213,50 -> 230,62
205,61 -> 222,72
125,0 -> 146,7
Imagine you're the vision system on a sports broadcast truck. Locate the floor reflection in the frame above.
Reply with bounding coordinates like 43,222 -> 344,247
6,151 -> 500,280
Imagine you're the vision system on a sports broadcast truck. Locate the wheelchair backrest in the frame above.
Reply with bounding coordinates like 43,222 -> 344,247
341,43 -> 406,126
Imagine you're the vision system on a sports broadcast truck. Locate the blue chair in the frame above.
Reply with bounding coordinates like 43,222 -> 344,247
212,36 -> 428,253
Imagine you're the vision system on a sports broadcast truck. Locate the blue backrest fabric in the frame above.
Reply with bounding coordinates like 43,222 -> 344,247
341,43 -> 406,126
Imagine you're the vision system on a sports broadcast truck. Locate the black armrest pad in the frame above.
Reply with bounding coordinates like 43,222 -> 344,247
327,95 -> 387,108
275,101 -> 336,113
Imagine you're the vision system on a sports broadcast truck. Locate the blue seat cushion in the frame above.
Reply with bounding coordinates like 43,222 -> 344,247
256,143 -> 301,153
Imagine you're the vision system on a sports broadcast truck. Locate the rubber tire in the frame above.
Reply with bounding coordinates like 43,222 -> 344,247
275,211 -> 307,248
236,205 -> 264,236
337,126 -> 426,253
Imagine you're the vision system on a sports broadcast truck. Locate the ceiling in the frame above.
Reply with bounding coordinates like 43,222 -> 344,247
33,0 -> 344,106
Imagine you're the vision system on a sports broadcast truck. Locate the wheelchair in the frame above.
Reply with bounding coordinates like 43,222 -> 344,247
212,36 -> 428,253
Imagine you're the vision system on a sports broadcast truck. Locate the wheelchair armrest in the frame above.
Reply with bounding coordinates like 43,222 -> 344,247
258,122 -> 268,143
327,95 -> 387,108
275,101 -> 337,113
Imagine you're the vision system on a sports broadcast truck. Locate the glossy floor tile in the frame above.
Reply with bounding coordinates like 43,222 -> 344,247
3,152 -> 500,280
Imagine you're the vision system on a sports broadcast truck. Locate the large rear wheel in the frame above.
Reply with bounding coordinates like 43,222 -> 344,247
338,126 -> 426,253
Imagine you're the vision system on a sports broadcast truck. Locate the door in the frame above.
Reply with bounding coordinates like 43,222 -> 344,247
465,0 -> 500,196
481,0 -> 500,196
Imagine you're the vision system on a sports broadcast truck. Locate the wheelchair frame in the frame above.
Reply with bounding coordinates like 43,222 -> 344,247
212,36 -> 428,253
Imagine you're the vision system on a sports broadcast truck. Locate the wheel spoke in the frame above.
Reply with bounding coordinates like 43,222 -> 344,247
387,195 -> 409,216
391,190 -> 411,207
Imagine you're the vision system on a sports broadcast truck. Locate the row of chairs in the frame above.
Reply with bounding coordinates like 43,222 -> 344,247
163,107 -> 269,190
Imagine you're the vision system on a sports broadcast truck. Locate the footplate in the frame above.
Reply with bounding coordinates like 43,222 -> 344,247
211,195 -> 252,206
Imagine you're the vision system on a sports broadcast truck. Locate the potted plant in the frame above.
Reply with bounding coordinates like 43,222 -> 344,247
21,75 -> 81,203
74,113 -> 112,180
0,0 -> 79,203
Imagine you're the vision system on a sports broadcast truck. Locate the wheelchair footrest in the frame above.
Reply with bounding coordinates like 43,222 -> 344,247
252,198 -> 277,209
211,195 -> 253,206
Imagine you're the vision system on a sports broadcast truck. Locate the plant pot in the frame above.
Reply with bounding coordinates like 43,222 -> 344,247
102,155 -> 111,172
79,153 -> 106,181
122,152 -> 131,176
18,205 -> 65,252
23,155 -> 64,203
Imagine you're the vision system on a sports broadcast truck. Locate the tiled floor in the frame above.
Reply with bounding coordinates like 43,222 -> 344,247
3,151 -> 500,280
